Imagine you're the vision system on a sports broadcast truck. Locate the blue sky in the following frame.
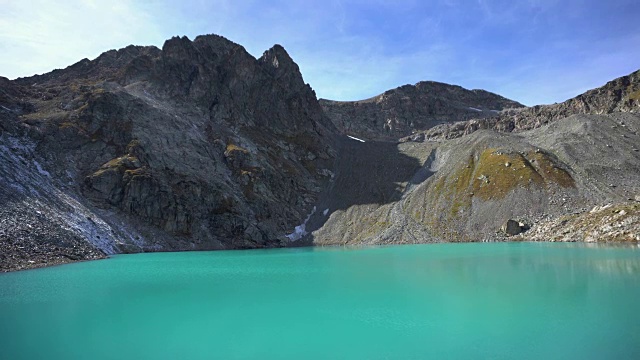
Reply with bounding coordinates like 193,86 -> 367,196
1,0 -> 639,105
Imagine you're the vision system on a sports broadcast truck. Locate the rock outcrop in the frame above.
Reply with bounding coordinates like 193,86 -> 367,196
521,202 -> 640,243
320,81 -> 523,141
418,69 -> 640,141
501,220 -> 523,236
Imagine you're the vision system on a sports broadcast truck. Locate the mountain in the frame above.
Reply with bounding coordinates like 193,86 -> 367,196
419,69 -> 640,140
320,81 -> 523,141
1,34 -> 639,272
310,112 -> 640,246
1,35 -> 337,270
310,70 -> 640,245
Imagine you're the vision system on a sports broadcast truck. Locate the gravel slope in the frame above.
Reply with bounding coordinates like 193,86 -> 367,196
311,113 -> 640,245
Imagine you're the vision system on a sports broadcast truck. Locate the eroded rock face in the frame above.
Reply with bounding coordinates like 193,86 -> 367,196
1,34 -> 337,256
419,69 -> 640,141
320,81 -> 523,141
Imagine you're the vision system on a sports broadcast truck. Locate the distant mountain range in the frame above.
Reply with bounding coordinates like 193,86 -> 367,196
320,81 -> 523,141
1,34 -> 638,271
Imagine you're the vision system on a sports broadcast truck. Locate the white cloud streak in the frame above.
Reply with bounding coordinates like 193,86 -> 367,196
0,0 -> 163,79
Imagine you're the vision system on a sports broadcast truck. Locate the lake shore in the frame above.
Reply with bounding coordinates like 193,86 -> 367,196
3,201 -> 638,273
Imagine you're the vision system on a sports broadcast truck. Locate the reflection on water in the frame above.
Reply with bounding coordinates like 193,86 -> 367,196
591,258 -> 640,275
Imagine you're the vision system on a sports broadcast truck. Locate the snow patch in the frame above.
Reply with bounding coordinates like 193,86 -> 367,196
0,105 -> 12,112
323,208 -> 329,216
286,206 -> 316,241
468,107 -> 483,112
347,135 -> 366,143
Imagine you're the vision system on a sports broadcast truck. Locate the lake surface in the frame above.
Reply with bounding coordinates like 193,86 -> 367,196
1,243 -> 639,359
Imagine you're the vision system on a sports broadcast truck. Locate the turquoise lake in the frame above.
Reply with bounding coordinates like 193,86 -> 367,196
1,243 -> 639,359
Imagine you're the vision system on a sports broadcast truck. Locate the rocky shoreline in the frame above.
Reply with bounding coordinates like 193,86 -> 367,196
3,201 -> 637,273
518,201 -> 640,243
0,205 -> 107,273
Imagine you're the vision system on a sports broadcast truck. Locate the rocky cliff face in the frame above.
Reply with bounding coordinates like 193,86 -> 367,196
418,69 -> 640,140
1,35 -> 337,270
308,71 -> 640,246
320,81 -> 523,141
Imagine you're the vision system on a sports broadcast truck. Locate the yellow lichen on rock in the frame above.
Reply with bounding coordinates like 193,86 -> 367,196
225,143 -> 249,154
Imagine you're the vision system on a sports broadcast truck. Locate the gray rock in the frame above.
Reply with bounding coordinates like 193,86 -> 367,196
320,82 -> 523,141
420,69 -> 640,141
2,32 -> 640,272
0,34 -> 338,266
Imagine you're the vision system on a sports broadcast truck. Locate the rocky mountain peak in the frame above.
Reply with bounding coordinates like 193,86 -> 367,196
260,44 -> 294,69
3,31 -> 638,272
258,45 -> 306,92
320,81 -> 523,141
419,69 -> 640,141
161,35 -> 198,58
0,33 -> 338,268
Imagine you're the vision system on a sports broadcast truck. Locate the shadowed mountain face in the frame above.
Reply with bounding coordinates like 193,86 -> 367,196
320,81 -> 523,141
0,35 -> 340,269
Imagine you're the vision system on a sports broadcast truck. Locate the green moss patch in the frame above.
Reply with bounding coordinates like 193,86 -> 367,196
527,151 -> 575,188
418,147 -> 575,238
471,149 -> 544,201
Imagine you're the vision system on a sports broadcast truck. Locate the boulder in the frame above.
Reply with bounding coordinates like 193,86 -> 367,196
501,219 -> 523,236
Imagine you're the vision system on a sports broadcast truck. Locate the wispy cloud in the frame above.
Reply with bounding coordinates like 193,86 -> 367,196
0,0 -> 163,79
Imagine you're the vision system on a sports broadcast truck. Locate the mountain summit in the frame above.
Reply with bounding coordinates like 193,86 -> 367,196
320,81 -> 523,141
1,34 -> 337,270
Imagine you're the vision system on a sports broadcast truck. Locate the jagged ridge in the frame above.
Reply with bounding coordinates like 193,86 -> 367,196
320,81 -> 523,141
1,33 -> 639,272
0,34 -> 338,271
418,69 -> 640,140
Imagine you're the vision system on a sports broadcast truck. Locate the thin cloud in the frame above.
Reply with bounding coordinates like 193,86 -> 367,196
0,0 -> 163,79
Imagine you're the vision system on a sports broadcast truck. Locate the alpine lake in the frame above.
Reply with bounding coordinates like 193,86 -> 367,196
1,242 -> 639,359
